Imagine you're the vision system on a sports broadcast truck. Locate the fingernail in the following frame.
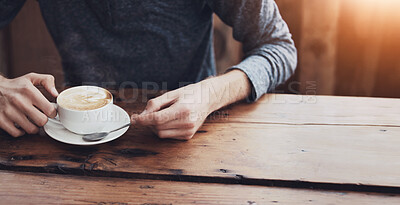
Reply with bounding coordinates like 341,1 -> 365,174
52,87 -> 59,96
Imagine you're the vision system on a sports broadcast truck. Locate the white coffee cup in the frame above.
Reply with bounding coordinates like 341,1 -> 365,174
51,86 -> 114,135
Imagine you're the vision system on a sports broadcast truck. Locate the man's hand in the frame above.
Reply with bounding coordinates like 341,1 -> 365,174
132,70 -> 251,140
0,73 -> 59,137
132,82 -> 213,140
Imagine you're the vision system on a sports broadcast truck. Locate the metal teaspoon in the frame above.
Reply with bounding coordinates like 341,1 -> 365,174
82,123 -> 131,142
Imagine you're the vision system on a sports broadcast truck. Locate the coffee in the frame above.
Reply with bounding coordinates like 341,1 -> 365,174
58,87 -> 112,111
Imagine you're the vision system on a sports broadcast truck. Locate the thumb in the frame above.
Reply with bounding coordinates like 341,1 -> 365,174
26,73 -> 59,97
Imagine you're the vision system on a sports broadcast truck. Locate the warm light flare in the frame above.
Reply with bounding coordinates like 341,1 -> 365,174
354,0 -> 400,7
342,0 -> 400,37
345,0 -> 400,18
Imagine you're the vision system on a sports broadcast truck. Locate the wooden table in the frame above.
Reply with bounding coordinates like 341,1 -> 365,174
1,89 -> 400,204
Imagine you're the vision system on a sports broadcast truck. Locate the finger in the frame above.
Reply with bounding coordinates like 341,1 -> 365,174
143,91 -> 179,114
11,95 -> 50,127
26,73 -> 59,97
28,86 -> 57,118
131,114 -> 139,125
155,118 -> 195,130
136,103 -> 184,126
156,129 -> 195,140
0,115 -> 25,137
5,105 -> 38,134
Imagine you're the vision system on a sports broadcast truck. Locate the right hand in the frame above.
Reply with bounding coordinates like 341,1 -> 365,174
0,73 -> 59,137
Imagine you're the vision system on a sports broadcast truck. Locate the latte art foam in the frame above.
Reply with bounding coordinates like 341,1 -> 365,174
58,87 -> 112,111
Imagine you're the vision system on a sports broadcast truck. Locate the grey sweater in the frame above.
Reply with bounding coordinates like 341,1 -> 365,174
0,0 -> 297,101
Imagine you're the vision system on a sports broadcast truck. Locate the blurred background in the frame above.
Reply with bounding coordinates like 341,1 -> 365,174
0,0 -> 400,98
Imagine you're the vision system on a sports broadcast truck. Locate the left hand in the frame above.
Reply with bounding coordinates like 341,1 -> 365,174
131,81 -> 216,140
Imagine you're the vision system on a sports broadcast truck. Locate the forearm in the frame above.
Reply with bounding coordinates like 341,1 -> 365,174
203,69 -> 252,112
207,0 -> 297,102
133,69 -> 251,140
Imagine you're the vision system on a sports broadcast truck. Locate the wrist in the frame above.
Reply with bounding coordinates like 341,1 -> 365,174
201,76 -> 222,114
201,70 -> 252,112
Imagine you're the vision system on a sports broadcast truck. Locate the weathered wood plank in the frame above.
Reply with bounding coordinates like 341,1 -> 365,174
335,0 -> 384,97
1,90 -> 399,192
209,94 -> 400,127
1,171 -> 399,205
102,90 -> 400,127
297,0 -> 341,95
1,122 -> 400,189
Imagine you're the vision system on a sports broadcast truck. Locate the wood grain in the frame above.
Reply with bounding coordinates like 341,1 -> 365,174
335,0 -> 384,97
210,94 -> 400,127
98,90 -> 400,127
1,171 -> 399,205
1,90 -> 399,191
297,0 -> 340,95
1,121 -> 400,189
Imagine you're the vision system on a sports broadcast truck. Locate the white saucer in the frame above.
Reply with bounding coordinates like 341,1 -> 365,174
44,104 -> 130,146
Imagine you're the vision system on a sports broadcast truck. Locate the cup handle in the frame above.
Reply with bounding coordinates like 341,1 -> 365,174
47,103 -> 61,124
